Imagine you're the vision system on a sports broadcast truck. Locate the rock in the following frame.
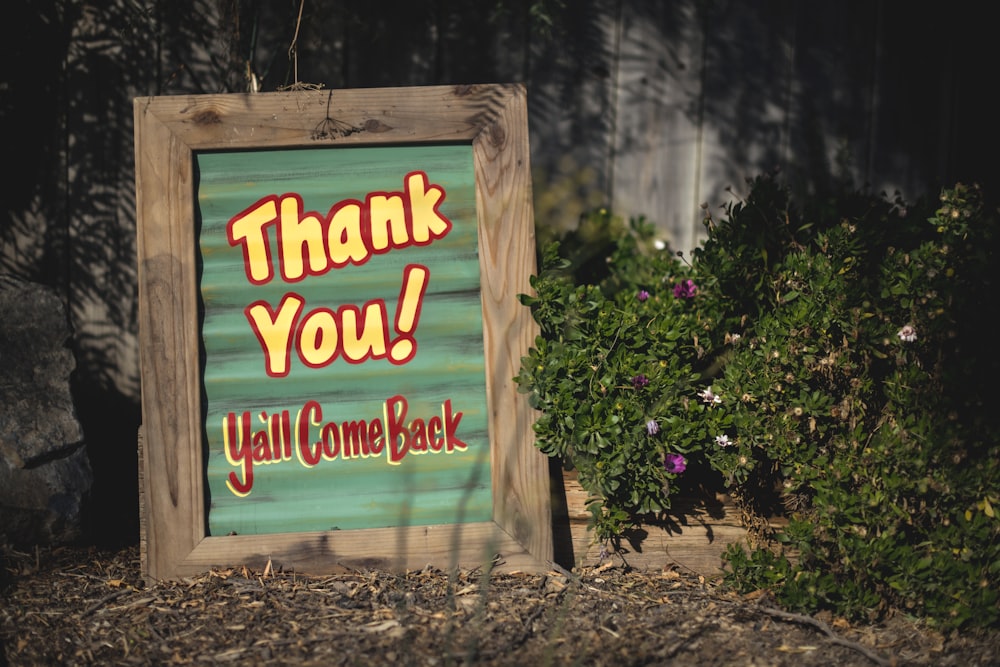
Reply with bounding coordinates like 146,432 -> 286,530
0,275 -> 91,546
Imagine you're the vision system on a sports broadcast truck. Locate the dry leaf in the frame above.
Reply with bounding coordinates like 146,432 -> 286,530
776,644 -> 818,653
362,620 -> 401,633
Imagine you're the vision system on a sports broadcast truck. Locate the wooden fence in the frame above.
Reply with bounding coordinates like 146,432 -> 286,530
1,0 -> 994,546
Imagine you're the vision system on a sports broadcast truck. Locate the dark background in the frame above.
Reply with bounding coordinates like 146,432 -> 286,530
2,0 -> 995,547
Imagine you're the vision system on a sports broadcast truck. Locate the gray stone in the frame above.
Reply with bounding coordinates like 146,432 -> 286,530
0,275 -> 91,546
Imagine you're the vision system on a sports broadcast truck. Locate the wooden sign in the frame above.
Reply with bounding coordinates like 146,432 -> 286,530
133,85 -> 551,580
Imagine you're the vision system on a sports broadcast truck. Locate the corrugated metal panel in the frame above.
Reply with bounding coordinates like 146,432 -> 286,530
195,144 -> 493,536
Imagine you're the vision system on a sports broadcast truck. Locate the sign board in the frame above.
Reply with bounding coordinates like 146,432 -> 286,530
134,85 -> 551,580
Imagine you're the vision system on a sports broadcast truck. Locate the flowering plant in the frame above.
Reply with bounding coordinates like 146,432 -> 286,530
518,181 -> 999,630
517,212 -> 727,539
691,179 -> 1000,629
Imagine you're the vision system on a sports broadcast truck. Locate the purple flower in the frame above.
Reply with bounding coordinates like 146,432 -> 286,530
637,289 -> 650,302
672,280 -> 698,299
632,374 -> 649,389
663,453 -> 687,474
646,419 -> 660,436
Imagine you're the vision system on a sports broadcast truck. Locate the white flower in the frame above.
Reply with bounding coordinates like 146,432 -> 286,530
715,434 -> 732,448
897,324 -> 918,342
698,386 -> 722,405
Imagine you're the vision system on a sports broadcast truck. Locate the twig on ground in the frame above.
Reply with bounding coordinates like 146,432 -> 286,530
663,624 -> 714,660
547,561 -> 574,579
81,589 -> 132,617
759,606 -> 892,666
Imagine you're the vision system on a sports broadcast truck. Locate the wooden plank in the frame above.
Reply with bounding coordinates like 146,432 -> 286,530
471,88 -> 551,562
134,101 -> 204,581
132,86 -> 513,150
609,2 -> 707,255
163,523 -> 543,577
554,469 -> 750,578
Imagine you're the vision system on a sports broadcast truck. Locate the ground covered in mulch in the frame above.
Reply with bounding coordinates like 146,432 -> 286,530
1,544 -> 996,666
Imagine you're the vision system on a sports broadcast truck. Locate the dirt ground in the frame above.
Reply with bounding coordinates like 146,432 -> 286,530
1,543 -> 996,666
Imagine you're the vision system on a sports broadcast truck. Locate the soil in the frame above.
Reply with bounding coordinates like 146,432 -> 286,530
1,543 -> 997,666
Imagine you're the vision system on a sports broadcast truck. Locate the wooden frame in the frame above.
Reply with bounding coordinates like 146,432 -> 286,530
134,84 -> 551,581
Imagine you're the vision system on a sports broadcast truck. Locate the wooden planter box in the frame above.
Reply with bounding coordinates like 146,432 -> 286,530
551,466 -> 754,577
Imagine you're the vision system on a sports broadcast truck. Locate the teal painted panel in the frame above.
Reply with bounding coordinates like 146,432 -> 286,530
195,144 -> 492,536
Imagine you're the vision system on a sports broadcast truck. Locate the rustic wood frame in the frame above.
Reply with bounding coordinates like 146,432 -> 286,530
133,84 -> 551,581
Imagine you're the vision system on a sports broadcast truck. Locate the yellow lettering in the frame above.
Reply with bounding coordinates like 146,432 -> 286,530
245,294 -> 304,377
297,308 -> 340,368
226,172 -> 453,283
278,195 -> 327,281
326,201 -> 368,267
228,197 -> 279,284
406,172 -> 452,243
340,302 -> 389,362
368,192 -> 409,252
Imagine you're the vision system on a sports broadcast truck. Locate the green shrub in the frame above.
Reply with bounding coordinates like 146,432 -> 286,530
516,179 -> 1000,630
517,212 -> 726,539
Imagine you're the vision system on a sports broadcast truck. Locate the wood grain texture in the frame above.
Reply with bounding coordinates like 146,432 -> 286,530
134,104 -> 204,581
472,86 -> 552,565
133,85 -> 512,150
156,522 -> 543,577
557,470 -> 748,577
134,84 -> 552,581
